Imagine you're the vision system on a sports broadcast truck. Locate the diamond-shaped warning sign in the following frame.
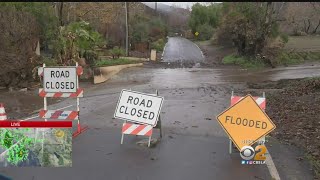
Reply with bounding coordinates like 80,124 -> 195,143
216,94 -> 276,151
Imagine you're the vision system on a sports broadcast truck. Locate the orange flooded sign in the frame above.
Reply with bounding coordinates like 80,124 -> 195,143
216,94 -> 276,151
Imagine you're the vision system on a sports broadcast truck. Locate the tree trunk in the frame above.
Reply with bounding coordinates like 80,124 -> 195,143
304,20 -> 308,33
59,2 -> 64,26
307,19 -> 311,34
67,3 -> 70,24
54,3 -> 59,18
313,19 -> 320,34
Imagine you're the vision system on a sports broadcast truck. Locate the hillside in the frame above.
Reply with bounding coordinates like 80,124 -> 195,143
61,2 -> 156,47
142,2 -> 190,34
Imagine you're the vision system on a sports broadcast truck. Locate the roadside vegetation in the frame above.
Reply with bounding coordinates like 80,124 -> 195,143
0,2 -> 177,88
188,3 -> 221,41
185,2 -> 320,177
130,15 -> 168,52
252,77 -> 320,177
222,55 -> 265,69
95,58 -> 142,67
189,2 -> 320,69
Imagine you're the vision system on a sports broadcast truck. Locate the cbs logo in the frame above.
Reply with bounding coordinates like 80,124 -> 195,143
240,145 -> 267,161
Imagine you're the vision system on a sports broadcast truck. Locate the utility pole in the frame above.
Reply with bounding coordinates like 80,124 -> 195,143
125,2 -> 129,56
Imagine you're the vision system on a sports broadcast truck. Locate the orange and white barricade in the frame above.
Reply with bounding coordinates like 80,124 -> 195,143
229,91 -> 266,154
119,90 -> 162,147
38,63 -> 88,138
0,103 -> 7,121
121,123 -> 153,147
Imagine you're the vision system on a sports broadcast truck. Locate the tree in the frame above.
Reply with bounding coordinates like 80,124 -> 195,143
216,2 -> 281,56
54,21 -> 104,65
188,3 -> 222,40
129,14 -> 168,45
0,5 -> 41,87
0,2 -> 59,51
284,2 -> 320,35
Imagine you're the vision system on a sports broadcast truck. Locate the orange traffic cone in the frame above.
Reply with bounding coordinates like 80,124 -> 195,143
0,103 -> 7,120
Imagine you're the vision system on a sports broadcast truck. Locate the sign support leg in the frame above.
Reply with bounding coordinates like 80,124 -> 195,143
43,64 -> 47,122
156,90 -> 163,138
148,135 -> 151,147
121,133 -> 124,145
229,139 -> 233,154
260,92 -> 266,144
121,120 -> 127,145
229,90 -> 234,154
76,62 -> 81,133
158,115 -> 162,138
72,62 -> 88,138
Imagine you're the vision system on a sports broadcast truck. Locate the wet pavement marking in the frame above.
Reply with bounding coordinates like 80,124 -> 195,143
266,149 -> 281,180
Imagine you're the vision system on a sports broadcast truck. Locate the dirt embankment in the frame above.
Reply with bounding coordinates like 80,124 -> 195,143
195,41 -> 236,67
247,78 -> 320,177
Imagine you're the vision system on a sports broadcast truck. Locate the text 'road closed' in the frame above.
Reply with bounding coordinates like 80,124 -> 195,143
43,67 -> 77,93
114,90 -> 164,127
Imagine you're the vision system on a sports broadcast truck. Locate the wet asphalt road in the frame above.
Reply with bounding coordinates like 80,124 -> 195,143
163,37 -> 204,63
0,37 -> 319,180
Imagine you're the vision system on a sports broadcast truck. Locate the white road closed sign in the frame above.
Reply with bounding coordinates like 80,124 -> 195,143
114,89 -> 164,127
43,67 -> 77,93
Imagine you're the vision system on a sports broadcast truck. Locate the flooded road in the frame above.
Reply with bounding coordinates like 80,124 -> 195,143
0,37 -> 318,180
163,37 -> 204,64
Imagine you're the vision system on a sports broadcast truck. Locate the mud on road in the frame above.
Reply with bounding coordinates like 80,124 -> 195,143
0,88 -> 58,119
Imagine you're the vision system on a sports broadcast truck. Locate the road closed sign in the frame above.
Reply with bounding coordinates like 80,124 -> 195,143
114,89 -> 164,127
216,94 -> 276,151
43,67 -> 77,93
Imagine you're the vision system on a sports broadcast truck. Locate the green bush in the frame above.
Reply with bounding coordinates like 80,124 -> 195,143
42,57 -> 58,66
130,15 -> 168,44
280,33 -> 289,43
109,46 -> 125,59
54,21 -> 105,65
131,22 -> 149,43
222,55 -> 265,69
151,39 -> 166,51
196,24 -> 214,41
276,51 -> 320,65
0,2 -> 59,50
188,3 -> 222,33
83,50 -> 98,67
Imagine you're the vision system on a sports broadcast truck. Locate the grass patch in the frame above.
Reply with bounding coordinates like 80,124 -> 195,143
275,51 -> 320,66
222,55 -> 265,69
95,58 -> 142,67
285,36 -> 320,51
